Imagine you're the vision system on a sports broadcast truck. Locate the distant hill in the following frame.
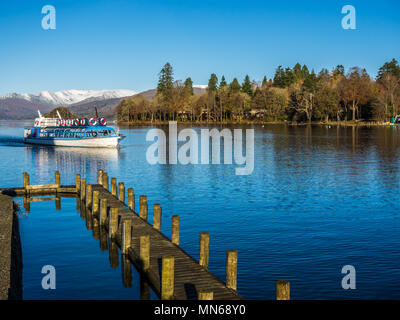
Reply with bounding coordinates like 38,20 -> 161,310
0,89 -> 137,119
68,97 -> 127,119
0,86 -> 206,119
0,97 -> 52,119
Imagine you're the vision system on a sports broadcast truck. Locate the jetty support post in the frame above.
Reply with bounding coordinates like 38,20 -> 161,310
161,256 -> 174,300
226,249 -> 238,291
92,190 -> 100,216
118,182 -> 125,203
199,232 -> 210,269
103,173 -> 109,190
153,204 -> 161,231
23,172 -> 30,194
111,178 -> 117,197
122,218 -> 132,254
76,174 -> 81,194
139,235 -> 150,271
171,215 -> 180,245
198,291 -> 214,300
55,171 -> 61,188
109,207 -> 119,238
80,179 -> 86,201
276,281 -> 290,300
98,169 -> 103,185
86,184 -> 93,209
100,198 -> 108,226
139,196 -> 148,221
128,188 -> 134,211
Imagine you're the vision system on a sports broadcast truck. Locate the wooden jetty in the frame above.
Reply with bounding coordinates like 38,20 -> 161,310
0,171 -> 291,300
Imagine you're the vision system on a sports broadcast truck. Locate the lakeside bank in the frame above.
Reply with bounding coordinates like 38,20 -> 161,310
0,194 -> 22,300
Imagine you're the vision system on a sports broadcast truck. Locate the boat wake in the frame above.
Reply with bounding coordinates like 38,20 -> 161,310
0,135 -> 25,147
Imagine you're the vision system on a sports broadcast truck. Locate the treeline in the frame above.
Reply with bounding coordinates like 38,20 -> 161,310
117,59 -> 400,123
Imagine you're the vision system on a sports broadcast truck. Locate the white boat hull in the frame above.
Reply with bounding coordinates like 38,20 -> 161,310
24,136 -> 120,147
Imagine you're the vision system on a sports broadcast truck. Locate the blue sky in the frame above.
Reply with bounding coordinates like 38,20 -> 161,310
0,0 -> 399,94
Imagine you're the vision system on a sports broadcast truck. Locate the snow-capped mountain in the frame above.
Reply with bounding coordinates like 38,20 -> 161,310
193,84 -> 208,89
0,89 -> 138,106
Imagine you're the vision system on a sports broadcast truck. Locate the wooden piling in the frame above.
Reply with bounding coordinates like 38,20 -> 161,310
109,239 -> 119,268
171,215 -> 180,245
122,255 -> 132,288
128,188 -> 134,210
98,169 -> 103,185
23,196 -> 30,212
153,204 -> 161,231
161,256 -> 174,300
139,235 -> 150,271
92,190 -> 100,215
140,276 -> 151,300
102,173 -> 109,190
111,178 -> 117,197
76,174 -> 81,194
276,280 -> 290,300
109,207 -> 119,238
23,172 -> 30,194
118,182 -> 125,202
55,171 -> 60,187
55,197 -> 61,210
226,250 -> 238,291
198,291 -> 214,300
122,219 -> 132,254
100,198 -> 108,225
139,196 -> 148,221
86,184 -> 93,209
80,179 -> 86,201
199,232 -> 209,269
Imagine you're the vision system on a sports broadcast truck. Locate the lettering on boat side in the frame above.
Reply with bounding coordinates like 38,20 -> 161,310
341,265 -> 356,290
146,121 -> 254,175
41,265 -> 56,290
41,5 -> 56,30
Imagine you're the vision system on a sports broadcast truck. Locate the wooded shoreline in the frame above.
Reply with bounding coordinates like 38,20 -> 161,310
117,119 -> 395,127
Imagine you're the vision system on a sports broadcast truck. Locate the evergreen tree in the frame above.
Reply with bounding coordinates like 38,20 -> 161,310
301,65 -> 310,79
229,78 -> 241,93
157,62 -> 174,95
208,73 -> 218,91
273,66 -> 286,88
241,75 -> 253,96
303,70 -> 318,92
293,63 -> 303,81
262,76 -> 268,87
284,67 -> 294,86
219,75 -> 227,88
333,65 -> 345,76
184,77 -> 194,95
318,68 -> 329,76
377,58 -> 400,80
156,62 -> 174,119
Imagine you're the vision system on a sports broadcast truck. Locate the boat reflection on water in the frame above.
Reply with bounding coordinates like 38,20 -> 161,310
24,145 -> 121,183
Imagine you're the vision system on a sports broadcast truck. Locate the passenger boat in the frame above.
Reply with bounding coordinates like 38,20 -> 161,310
24,111 -> 124,147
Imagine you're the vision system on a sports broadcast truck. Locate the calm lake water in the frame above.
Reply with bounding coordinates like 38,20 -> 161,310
1,120 -> 400,299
